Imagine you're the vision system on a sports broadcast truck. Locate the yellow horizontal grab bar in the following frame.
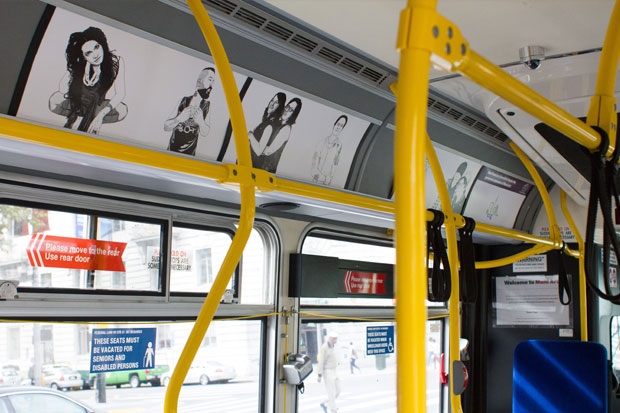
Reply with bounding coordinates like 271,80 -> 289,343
475,244 -> 553,269
0,117 -> 229,182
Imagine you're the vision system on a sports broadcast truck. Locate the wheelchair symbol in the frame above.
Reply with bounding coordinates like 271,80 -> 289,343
388,338 -> 394,352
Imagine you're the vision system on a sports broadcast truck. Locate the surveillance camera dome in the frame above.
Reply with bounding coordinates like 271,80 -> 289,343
519,46 -> 545,70
524,59 -> 542,70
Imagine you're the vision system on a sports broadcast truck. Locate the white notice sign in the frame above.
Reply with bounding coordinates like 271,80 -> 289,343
512,254 -> 547,273
495,275 -> 570,326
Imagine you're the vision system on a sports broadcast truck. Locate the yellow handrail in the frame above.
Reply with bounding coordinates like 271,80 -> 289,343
509,142 -> 563,248
457,50 -> 602,153
424,134 -> 463,412
394,1 -> 438,411
560,190 -> 588,340
475,244 -> 553,270
164,1 -> 255,412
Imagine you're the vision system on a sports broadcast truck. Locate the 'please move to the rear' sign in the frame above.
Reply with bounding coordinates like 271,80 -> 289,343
90,328 -> 157,373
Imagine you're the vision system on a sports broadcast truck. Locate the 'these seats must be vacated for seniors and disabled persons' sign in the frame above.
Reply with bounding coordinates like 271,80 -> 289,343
27,234 -> 127,272
90,328 -> 157,373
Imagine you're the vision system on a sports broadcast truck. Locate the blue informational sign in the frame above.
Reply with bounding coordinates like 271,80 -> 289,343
367,325 -> 395,355
90,328 -> 157,373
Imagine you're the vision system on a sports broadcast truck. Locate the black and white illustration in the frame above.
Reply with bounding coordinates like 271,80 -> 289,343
248,94 -> 302,173
424,146 -> 481,213
311,115 -> 348,185
48,26 -> 127,135
15,7 -> 246,161
223,79 -> 370,188
164,67 -> 215,156
464,167 -> 533,227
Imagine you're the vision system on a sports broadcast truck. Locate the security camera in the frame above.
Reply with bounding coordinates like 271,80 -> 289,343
519,46 -> 545,70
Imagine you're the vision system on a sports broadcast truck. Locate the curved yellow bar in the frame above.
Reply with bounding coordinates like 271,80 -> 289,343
560,190 -> 587,340
509,142 -> 562,248
476,244 -> 552,270
595,1 -> 620,99
425,136 -> 463,412
164,2 -> 255,412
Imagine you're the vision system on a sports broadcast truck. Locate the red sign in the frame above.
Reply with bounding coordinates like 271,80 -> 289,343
27,234 -> 127,272
343,271 -> 387,294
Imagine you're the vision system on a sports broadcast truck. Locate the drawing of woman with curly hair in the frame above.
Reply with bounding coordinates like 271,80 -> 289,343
49,26 -> 127,134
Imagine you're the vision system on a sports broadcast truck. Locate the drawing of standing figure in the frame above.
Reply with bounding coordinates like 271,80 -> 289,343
311,115 -> 347,185
252,97 -> 302,173
49,26 -> 127,134
164,67 -> 215,156
249,92 -> 286,166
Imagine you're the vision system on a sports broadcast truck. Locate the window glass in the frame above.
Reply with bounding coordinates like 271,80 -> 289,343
170,226 -> 274,305
240,228 -> 273,305
8,393 -> 87,413
298,320 -> 442,413
169,226 -> 232,293
0,205 -> 163,292
302,234 -> 444,307
301,235 -> 394,306
611,316 -> 620,376
0,320 -> 262,412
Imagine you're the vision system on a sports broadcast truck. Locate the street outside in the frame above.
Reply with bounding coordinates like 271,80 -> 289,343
67,363 -> 440,413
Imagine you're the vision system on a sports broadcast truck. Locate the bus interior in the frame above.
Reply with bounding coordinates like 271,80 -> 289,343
0,0 -> 619,412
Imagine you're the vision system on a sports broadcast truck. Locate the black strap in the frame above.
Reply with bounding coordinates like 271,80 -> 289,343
584,127 -> 620,304
427,209 -> 451,302
458,217 -> 477,303
556,246 -> 571,305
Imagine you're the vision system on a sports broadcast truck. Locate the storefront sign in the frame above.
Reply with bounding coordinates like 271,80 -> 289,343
90,328 -> 157,373
27,234 -> 126,271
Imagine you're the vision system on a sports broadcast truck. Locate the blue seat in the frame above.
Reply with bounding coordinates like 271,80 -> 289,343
513,340 -> 608,413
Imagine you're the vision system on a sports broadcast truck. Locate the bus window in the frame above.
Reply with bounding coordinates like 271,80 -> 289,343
297,320 -> 442,413
0,204 -> 164,292
0,320 -> 263,412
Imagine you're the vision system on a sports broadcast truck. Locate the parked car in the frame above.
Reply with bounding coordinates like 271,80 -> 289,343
42,366 -> 84,391
89,365 -> 169,388
161,361 -> 236,386
0,386 -> 96,412
0,367 -> 21,386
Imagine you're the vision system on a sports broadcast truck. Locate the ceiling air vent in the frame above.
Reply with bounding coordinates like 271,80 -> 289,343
290,34 -> 318,53
473,121 -> 487,132
204,0 -> 237,15
431,101 -> 450,114
234,7 -> 266,28
461,115 -> 476,127
446,108 -> 463,120
496,133 -> 509,142
340,57 -> 363,74
317,47 -> 343,64
264,21 -> 293,41
428,97 -> 436,107
360,67 -> 384,83
484,127 -> 499,137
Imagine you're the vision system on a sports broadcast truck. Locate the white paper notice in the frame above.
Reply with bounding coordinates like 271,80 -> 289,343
512,254 -> 547,273
495,275 -> 570,326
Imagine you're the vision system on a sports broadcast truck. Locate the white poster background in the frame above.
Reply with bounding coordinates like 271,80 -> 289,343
424,146 -> 481,213
16,8 -> 245,161
464,169 -> 531,228
495,275 -> 570,326
223,79 -> 370,188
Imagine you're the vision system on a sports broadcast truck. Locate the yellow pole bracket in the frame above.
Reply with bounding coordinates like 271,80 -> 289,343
397,4 -> 469,73
217,164 -> 276,192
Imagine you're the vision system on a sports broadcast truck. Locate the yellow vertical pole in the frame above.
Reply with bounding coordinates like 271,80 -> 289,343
164,2 -> 255,412
560,190 -> 587,340
395,1 -> 436,411
425,136 -> 463,412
